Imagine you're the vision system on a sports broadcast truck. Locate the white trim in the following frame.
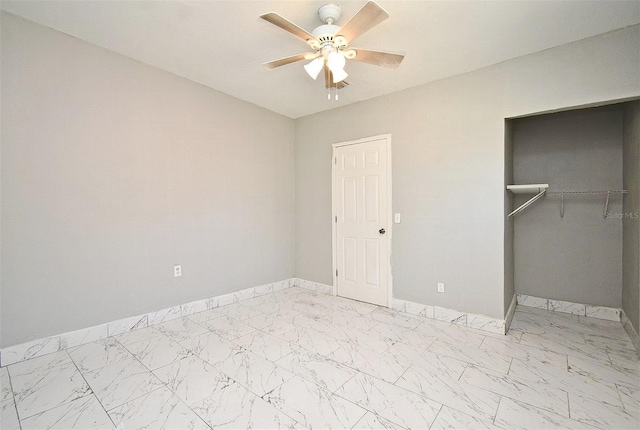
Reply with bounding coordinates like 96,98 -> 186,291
505,294 -> 517,333
621,310 -> 640,356
393,298 -> 506,335
294,278 -> 333,295
331,134 -> 393,308
0,278 -> 296,367
515,294 -> 621,321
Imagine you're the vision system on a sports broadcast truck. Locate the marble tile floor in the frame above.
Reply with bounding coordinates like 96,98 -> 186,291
1,287 -> 639,429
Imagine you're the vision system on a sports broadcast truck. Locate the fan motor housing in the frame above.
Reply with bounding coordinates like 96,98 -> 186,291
312,23 -> 340,42
310,25 -> 348,51
308,4 -> 348,51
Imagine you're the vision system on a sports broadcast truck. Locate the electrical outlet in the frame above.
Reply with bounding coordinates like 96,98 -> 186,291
437,282 -> 445,293
174,265 -> 182,277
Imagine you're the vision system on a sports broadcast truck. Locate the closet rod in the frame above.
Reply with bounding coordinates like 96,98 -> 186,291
545,190 -> 627,219
546,190 -> 627,195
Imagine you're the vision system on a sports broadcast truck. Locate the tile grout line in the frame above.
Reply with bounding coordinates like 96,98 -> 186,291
257,387 -> 303,429
103,336 -> 172,413
148,363 -> 216,430
613,383 -> 627,412
459,361 -> 577,419
393,363 -> 502,428
66,349 -> 118,430
506,357 -> 514,375
427,404 -> 445,429
12,352 -> 84,423
325,372 -> 375,428
566,391 -> 573,421
457,363 -> 470,382
5,366 -> 23,430
499,394 -> 573,422
491,395 -> 504,426
391,363 -> 412,386
9,350 -> 88,423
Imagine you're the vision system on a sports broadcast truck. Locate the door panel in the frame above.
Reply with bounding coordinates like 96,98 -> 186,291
334,137 -> 389,306
364,175 -> 379,222
364,238 -> 380,287
343,237 -> 358,283
342,177 -> 357,222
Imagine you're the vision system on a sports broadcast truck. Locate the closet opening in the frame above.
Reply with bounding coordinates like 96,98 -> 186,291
504,100 -> 640,350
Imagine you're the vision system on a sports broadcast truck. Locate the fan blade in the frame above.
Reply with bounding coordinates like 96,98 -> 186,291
350,48 -> 404,69
336,1 -> 389,43
263,53 -> 318,69
260,12 -> 317,44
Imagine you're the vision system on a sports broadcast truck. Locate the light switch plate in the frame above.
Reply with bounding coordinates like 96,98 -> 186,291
394,213 -> 401,223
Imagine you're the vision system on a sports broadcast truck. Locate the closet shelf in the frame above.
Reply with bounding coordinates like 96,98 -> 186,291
506,184 -> 549,194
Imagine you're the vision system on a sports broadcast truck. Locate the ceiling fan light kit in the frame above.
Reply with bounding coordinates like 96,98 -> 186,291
260,1 -> 404,98
304,57 -> 324,79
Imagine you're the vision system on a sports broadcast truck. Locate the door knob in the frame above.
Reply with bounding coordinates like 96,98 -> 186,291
379,228 -> 386,234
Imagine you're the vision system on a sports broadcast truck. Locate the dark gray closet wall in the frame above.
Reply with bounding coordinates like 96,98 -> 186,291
512,106 -> 624,308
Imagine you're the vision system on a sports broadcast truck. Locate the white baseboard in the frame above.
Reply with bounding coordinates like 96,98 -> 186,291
392,298 -> 507,335
515,293 -> 640,353
297,278 -> 509,335
295,278 -> 333,295
515,294 -> 621,321
0,278 -> 296,367
505,294 -> 517,333
621,310 -> 640,357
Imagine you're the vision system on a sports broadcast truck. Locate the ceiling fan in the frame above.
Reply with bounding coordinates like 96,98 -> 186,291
260,1 -> 404,93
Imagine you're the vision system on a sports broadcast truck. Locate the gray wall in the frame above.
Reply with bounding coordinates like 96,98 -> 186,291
1,13 -> 295,347
2,15 -> 639,348
622,101 -> 640,331
295,25 -> 640,320
512,107 -> 623,307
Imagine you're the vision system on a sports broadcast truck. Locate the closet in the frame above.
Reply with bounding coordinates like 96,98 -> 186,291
505,101 -> 639,316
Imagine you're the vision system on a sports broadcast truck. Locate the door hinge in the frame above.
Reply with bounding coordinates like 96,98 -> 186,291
335,215 -> 337,223
336,269 -> 338,277
334,157 -> 337,164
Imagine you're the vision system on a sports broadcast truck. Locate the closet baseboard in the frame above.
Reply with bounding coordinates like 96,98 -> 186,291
392,298 -> 507,335
505,294 -> 517,333
621,310 -> 640,357
515,294 -> 621,321
516,294 -> 640,354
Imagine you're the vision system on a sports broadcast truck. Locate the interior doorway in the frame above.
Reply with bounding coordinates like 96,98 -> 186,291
332,134 -> 392,306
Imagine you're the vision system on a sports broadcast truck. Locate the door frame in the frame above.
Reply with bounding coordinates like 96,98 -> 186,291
331,134 -> 393,308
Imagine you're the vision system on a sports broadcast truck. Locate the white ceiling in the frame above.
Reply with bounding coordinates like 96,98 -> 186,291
2,1 -> 639,119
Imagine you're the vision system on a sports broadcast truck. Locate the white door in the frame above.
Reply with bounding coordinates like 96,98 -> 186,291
333,135 -> 390,306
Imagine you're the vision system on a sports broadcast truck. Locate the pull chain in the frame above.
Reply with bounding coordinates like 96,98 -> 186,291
327,80 -> 340,101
